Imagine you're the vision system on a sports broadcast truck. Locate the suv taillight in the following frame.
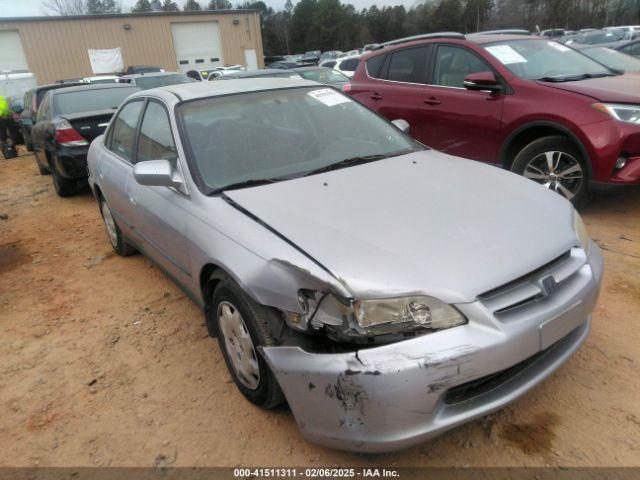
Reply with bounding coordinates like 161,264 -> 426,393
342,83 -> 352,93
55,120 -> 89,147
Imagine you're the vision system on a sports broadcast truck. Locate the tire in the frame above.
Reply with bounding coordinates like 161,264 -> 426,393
50,155 -> 78,197
511,135 -> 590,206
99,197 -> 136,256
211,279 -> 284,409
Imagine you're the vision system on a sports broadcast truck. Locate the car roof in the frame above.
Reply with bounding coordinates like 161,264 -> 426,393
293,66 -> 331,72
151,77 -> 319,101
49,83 -> 140,95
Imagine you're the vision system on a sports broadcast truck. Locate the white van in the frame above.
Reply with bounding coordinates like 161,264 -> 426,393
0,70 -> 37,99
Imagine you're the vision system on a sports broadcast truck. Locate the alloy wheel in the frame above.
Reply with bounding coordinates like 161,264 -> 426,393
523,151 -> 584,200
218,301 -> 260,389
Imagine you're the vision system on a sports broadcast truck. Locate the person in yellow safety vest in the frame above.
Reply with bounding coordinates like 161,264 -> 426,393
0,95 -> 12,145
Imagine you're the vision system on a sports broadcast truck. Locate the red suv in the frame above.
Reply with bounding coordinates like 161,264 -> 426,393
347,33 -> 640,203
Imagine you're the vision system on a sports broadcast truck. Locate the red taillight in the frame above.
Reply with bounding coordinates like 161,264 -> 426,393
341,83 -> 352,93
55,120 -> 89,146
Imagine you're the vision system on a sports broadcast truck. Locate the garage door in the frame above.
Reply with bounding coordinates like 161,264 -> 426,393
0,30 -> 29,71
171,22 -> 223,75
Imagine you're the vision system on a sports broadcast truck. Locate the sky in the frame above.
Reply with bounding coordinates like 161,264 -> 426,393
0,0 -> 420,17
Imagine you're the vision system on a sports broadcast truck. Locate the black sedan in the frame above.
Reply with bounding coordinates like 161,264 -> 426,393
31,83 -> 139,196
17,82 -> 84,151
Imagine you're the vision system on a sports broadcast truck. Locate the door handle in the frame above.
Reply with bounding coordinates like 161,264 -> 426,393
424,97 -> 441,106
370,92 -> 383,100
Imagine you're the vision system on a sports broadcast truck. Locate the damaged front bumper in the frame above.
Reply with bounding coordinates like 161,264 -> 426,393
262,243 -> 603,453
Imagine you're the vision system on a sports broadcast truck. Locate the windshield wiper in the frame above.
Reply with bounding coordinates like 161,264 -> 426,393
208,178 -> 280,195
304,149 -> 412,177
537,72 -> 617,82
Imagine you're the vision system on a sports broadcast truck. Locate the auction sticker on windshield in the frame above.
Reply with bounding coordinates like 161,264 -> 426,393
486,45 -> 528,64
308,88 -> 351,106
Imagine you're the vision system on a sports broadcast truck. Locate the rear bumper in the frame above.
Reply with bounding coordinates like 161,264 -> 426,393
262,242 -> 603,453
54,146 -> 89,179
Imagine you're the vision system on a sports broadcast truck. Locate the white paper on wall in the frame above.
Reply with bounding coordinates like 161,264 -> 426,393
88,48 -> 124,74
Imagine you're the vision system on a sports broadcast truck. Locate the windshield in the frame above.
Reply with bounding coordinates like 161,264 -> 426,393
134,74 -> 194,89
583,47 -> 640,72
484,39 -> 612,80
297,69 -> 349,84
179,87 -> 418,193
54,87 -> 139,115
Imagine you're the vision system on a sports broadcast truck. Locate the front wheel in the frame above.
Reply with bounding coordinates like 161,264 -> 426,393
511,135 -> 589,205
211,280 -> 284,409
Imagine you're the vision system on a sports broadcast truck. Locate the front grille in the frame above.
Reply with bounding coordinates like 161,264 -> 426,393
443,340 -> 558,405
478,249 -> 585,316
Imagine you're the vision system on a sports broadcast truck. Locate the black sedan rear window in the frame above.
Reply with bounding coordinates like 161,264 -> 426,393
54,87 -> 140,115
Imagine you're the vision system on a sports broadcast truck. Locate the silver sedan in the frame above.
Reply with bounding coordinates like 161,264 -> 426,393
87,78 -> 603,453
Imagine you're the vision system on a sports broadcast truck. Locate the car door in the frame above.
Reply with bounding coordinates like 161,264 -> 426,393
98,99 -> 145,232
421,44 -> 505,163
127,99 -> 192,284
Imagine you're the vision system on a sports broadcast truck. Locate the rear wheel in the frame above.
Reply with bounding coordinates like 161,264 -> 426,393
50,156 -> 78,197
211,280 -> 284,409
99,197 -> 136,256
511,135 -> 589,205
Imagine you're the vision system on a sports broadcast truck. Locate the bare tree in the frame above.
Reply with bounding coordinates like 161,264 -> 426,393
42,0 -> 88,15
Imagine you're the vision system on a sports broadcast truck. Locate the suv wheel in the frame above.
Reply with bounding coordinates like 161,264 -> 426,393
211,280 -> 284,409
512,135 -> 588,205
99,198 -> 136,256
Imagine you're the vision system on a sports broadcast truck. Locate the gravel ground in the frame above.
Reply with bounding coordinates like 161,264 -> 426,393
1,151 -> 639,468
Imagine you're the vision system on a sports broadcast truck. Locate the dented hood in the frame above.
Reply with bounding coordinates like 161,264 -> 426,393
225,151 -> 578,304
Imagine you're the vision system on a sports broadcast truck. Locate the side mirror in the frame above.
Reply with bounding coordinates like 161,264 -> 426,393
134,159 -> 183,189
463,72 -> 503,93
11,104 -> 23,114
391,119 -> 410,133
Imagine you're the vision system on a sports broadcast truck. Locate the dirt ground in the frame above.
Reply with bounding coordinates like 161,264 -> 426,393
1,151 -> 639,468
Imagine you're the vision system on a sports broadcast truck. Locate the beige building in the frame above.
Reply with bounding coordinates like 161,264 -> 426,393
0,10 -> 264,85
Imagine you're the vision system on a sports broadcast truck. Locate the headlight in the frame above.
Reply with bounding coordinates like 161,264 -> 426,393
592,103 -> 640,124
573,211 -> 590,254
354,296 -> 466,333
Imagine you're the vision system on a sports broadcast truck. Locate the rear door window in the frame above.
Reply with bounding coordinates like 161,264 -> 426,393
108,100 -> 144,162
365,54 -> 387,78
387,47 -> 430,83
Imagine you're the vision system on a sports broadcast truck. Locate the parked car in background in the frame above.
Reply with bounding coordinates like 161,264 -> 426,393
55,77 -> 84,84
348,33 -> 640,203
614,39 -> 640,57
292,66 -> 349,86
118,72 -> 194,89
539,28 -> 565,38
123,65 -> 164,74
268,61 -> 299,70
570,28 -> 629,46
88,77 -> 602,454
334,55 -> 361,78
31,83 -> 139,195
82,75 -> 120,84
210,69 -> 300,81
319,50 -> 343,61
192,65 -> 244,81
319,59 -> 338,69
18,82 -> 84,151
299,50 -> 321,65
578,46 -> 640,73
